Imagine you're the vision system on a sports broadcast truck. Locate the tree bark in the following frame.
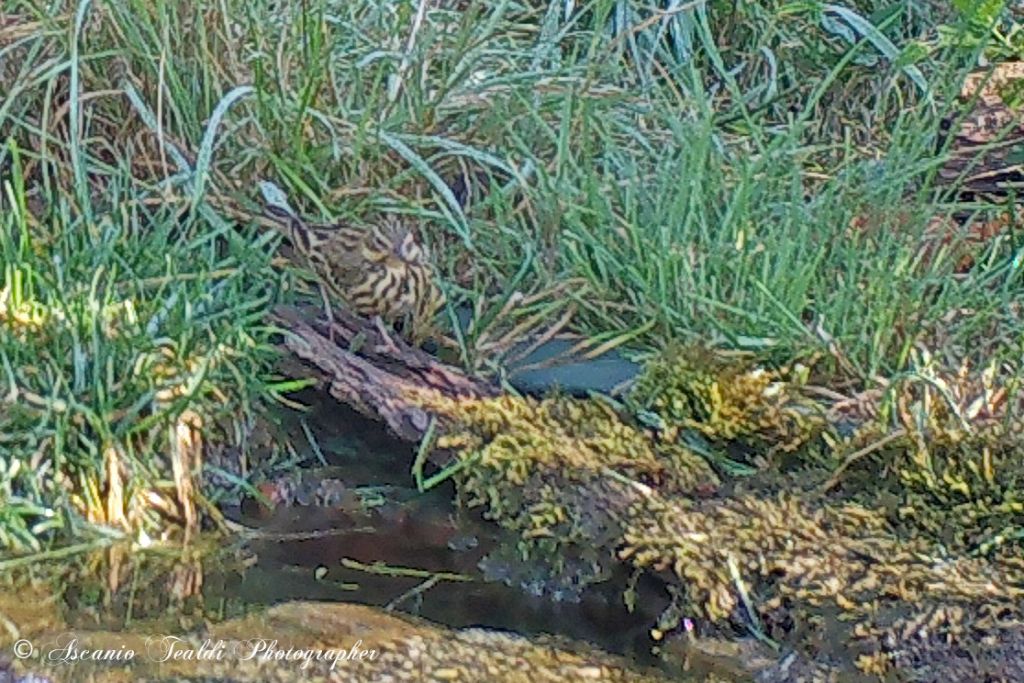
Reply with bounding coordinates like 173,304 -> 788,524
271,305 -> 498,443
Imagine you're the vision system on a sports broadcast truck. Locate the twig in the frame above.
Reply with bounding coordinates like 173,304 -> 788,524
819,428 -> 907,494
0,538 -> 115,571
727,554 -> 777,650
341,557 -> 472,583
385,575 -> 441,612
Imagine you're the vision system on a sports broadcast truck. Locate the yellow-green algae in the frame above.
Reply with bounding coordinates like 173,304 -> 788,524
416,343 -> 1024,679
627,345 -> 826,455
619,492 -> 1024,674
420,392 -> 717,578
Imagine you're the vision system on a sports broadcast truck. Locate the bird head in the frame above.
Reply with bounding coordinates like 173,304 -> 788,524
373,217 -> 425,266
392,229 -> 425,265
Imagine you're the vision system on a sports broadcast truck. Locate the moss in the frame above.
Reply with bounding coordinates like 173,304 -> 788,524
429,394 -> 718,496
618,491 -> 1024,674
419,392 -> 718,592
628,345 -> 826,458
822,353 -> 1024,555
419,344 -> 1024,678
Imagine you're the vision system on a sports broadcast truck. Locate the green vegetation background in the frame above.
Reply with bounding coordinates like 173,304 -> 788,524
1,0 -> 1023,551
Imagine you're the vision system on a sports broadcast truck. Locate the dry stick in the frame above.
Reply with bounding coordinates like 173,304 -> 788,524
727,554 -> 777,650
384,575 -> 442,612
0,539 -> 115,571
501,305 -> 577,370
341,557 -> 472,583
386,0 -> 430,107
802,384 -> 855,403
217,517 -> 363,541
819,428 -> 907,494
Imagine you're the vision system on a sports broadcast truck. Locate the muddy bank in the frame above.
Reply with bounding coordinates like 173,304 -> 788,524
0,572 -> 679,683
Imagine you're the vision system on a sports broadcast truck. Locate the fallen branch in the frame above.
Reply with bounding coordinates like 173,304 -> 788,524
270,304 -> 498,443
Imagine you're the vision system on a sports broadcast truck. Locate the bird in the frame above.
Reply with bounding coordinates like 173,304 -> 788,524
935,63 -> 1024,203
258,182 -> 445,343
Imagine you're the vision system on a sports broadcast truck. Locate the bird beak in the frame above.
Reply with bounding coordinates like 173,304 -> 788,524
392,233 -> 413,262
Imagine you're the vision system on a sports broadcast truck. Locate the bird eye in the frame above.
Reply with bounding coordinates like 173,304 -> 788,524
395,233 -> 418,261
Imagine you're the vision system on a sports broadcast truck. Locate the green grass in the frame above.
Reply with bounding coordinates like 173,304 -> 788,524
2,0 -> 1023,550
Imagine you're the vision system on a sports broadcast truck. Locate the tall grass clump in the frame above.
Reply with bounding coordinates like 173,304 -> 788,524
0,4 -> 283,552
0,152 -> 282,551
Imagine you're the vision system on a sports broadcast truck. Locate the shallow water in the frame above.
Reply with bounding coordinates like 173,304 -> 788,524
209,391 -> 669,666
2,390 -> 690,681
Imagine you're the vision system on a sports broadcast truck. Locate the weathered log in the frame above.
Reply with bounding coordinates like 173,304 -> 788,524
270,304 -> 499,442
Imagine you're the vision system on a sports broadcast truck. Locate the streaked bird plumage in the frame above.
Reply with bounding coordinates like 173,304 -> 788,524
260,197 -> 444,342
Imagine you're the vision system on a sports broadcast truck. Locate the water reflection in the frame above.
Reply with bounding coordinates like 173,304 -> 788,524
214,389 -> 667,665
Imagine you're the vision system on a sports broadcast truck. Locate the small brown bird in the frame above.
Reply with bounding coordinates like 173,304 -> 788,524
936,62 -> 1024,202
259,182 -> 444,342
